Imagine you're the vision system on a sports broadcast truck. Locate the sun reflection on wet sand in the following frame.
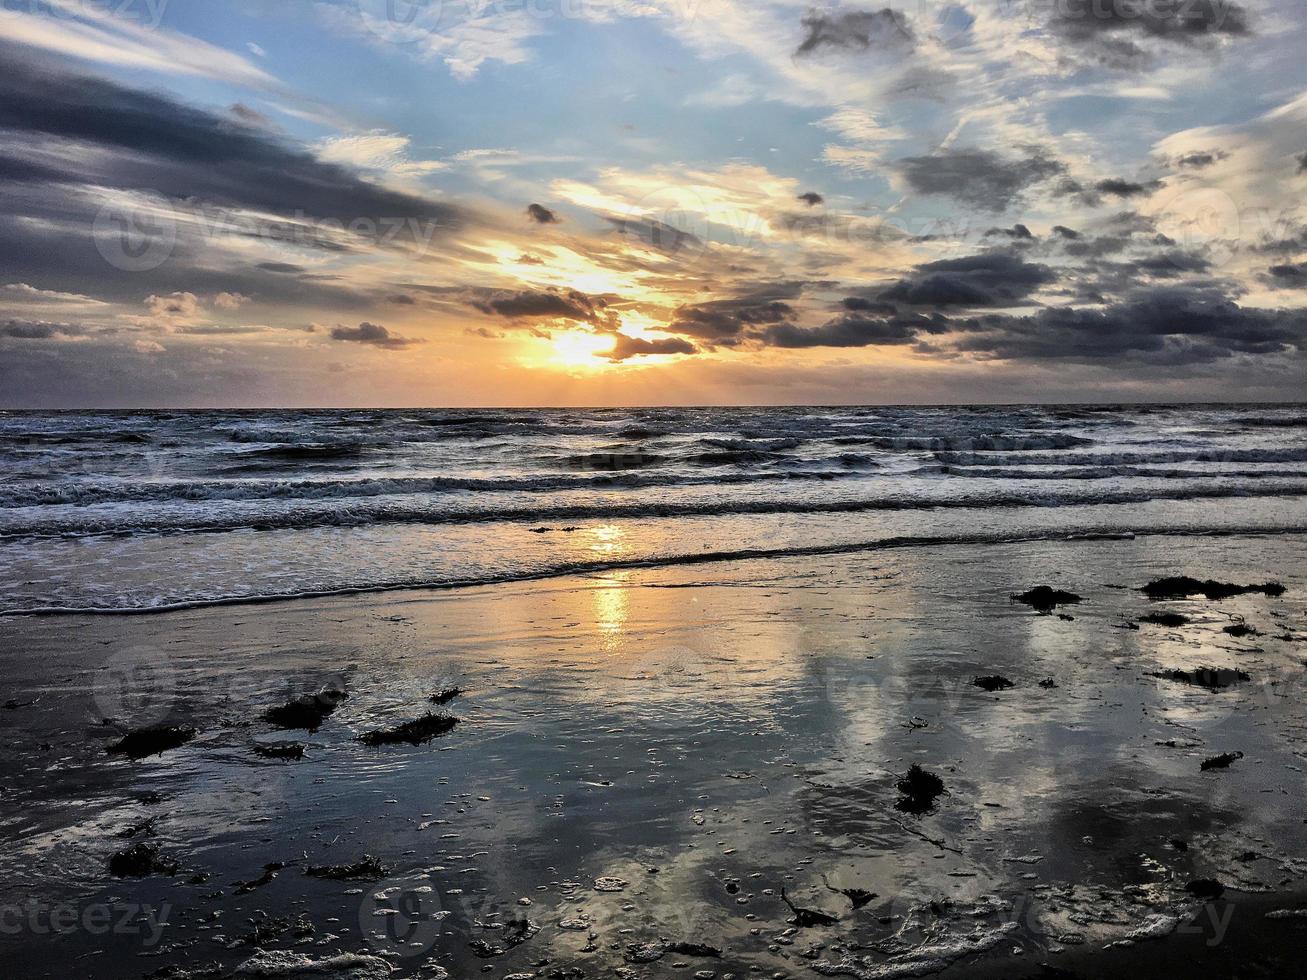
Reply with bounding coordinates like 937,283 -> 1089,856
591,573 -> 630,643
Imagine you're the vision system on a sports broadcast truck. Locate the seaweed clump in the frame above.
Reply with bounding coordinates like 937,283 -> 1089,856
1150,668 -> 1250,690
1200,751 -> 1244,772
106,725 -> 196,760
1142,577 -> 1285,601
264,687 -> 347,731
358,712 -> 458,746
109,843 -> 179,877
304,855 -> 386,880
895,763 -> 945,815
1012,586 -> 1082,613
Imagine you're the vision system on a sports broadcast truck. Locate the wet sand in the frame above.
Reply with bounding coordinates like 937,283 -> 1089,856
2,532 -> 1306,978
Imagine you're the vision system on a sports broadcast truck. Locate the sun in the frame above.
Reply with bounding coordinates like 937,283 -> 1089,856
549,330 -> 615,367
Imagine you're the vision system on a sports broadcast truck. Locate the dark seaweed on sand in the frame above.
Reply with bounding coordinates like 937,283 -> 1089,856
1200,751 -> 1244,771
252,741 -> 306,760
1012,586 -> 1083,612
895,763 -> 945,815
109,842 -> 178,877
358,711 -> 458,746
780,887 -> 839,927
1150,667 -> 1250,690
1223,622 -> 1262,638
1186,878 -> 1226,901
1141,577 -> 1285,601
303,854 -> 386,880
973,675 -> 1015,692
106,724 -> 196,760
263,687 -> 346,731
1138,612 -> 1190,627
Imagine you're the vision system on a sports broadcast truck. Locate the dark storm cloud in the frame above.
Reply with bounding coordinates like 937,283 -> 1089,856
746,282 -> 1305,360
896,148 -> 1066,211
985,223 -> 1035,240
0,50 -> 475,306
1048,0 -> 1251,70
761,314 -> 926,348
795,9 -> 912,57
329,322 -> 420,349
1095,177 -> 1162,198
880,252 -> 1059,307
1253,224 -> 1307,255
1052,225 -> 1082,239
471,288 -> 613,323
526,203 -> 560,224
1128,249 -> 1212,276
797,192 -> 825,206
1298,152 -> 1307,174
669,287 -> 800,341
0,52 -> 466,232
600,334 -> 697,360
1,319 -> 84,339
1266,262 -> 1307,288
840,295 -> 899,315
952,285 -> 1303,363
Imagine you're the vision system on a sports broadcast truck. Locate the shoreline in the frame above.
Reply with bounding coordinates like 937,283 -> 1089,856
4,523 -> 1306,618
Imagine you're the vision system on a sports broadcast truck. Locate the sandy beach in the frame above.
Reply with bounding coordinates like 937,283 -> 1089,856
3,532 -> 1306,978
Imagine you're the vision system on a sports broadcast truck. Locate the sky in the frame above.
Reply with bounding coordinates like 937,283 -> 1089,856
0,0 -> 1305,406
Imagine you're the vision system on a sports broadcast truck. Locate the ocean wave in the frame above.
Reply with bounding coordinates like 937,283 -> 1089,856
932,447 -> 1307,466
837,434 -> 1096,451
4,482 -> 1306,539
928,464 -> 1307,480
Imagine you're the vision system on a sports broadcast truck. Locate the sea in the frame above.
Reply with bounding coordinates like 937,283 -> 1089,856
1,403 -> 1305,614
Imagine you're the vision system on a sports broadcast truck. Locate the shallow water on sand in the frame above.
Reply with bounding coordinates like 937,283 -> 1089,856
2,534 -> 1306,977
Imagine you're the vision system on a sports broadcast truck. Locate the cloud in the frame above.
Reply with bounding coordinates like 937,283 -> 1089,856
663,283 -> 808,343
600,333 -> 697,361
795,9 -> 913,57
1266,262 -> 1307,288
0,56 -> 468,237
1175,150 -> 1224,169
1299,151 -> 1307,174
213,292 -> 249,310
896,148 -> 1066,211
471,288 -> 613,324
797,192 -> 824,206
952,285 -> 1303,363
1095,177 -> 1161,198
144,291 -> 204,325
526,203 -> 560,224
1046,0 -> 1251,70
329,322 -> 420,349
880,252 -> 1059,308
1,319 -> 83,339
985,223 -> 1035,240
0,2 -> 275,87
1052,225 -> 1082,240
761,314 -> 923,348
